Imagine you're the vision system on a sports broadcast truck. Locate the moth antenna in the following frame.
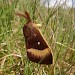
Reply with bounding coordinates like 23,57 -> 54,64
15,11 -> 31,22
15,12 -> 26,19
24,11 -> 31,22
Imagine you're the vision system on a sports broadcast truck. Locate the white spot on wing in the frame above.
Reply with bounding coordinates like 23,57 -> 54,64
38,42 -> 40,45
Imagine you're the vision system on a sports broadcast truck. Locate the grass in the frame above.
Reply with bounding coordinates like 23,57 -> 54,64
0,0 -> 75,75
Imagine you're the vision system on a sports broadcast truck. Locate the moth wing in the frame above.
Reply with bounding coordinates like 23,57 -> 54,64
26,25 -> 53,64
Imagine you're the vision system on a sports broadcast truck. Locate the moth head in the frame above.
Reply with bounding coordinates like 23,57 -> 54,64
15,11 -> 42,38
15,11 -> 32,37
15,11 -> 42,27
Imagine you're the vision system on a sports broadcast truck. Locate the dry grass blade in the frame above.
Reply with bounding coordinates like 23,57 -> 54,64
55,42 -> 75,51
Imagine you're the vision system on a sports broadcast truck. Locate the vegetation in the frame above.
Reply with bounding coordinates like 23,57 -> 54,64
0,0 -> 75,75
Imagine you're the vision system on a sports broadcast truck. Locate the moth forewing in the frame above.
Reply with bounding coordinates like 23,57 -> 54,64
26,23 -> 53,64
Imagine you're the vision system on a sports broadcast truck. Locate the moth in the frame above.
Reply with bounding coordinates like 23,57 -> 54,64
15,11 -> 53,65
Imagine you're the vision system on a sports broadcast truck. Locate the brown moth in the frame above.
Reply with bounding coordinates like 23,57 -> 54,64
15,11 -> 53,65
